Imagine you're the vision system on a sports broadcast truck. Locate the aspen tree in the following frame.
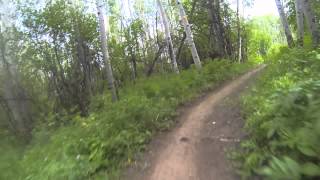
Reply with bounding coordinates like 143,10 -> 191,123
157,0 -> 179,74
302,0 -> 319,47
96,0 -> 118,102
275,0 -> 294,47
237,0 -> 242,63
295,0 -> 304,47
176,0 -> 202,70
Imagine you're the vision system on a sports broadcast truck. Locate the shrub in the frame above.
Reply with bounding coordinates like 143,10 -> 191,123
237,48 -> 320,179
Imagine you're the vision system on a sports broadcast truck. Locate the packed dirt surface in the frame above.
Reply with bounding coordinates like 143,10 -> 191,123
123,66 -> 265,180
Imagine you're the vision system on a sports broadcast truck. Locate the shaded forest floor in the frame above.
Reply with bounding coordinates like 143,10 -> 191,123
123,66 -> 265,180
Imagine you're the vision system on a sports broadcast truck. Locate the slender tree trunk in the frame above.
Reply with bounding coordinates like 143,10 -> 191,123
222,1 -> 234,57
176,0 -> 202,70
275,0 -> 295,48
302,0 -> 319,47
129,45 -> 137,80
177,0 -> 196,64
157,0 -> 179,74
96,0 -> 118,102
215,0 -> 231,57
2,74 -> 32,141
73,19 -> 91,115
237,0 -> 242,63
147,43 -> 165,76
238,37 -> 242,62
177,32 -> 186,63
71,1 -> 92,104
0,29 -> 32,141
208,0 -> 225,56
295,0 -> 304,47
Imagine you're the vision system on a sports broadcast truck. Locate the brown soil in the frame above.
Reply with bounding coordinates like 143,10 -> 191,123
123,66 -> 265,180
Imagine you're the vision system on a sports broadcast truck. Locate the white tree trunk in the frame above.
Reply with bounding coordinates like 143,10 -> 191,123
3,71 -> 32,140
295,0 -> 304,47
176,0 -> 202,70
237,0 -> 242,63
0,27 -> 32,140
96,0 -> 118,102
157,0 -> 179,74
275,0 -> 294,47
302,0 -> 319,47
238,37 -> 242,63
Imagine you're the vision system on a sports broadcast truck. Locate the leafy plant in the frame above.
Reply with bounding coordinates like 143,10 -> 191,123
237,48 -> 320,179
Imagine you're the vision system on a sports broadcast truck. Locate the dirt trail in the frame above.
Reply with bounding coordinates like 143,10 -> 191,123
123,66 -> 265,180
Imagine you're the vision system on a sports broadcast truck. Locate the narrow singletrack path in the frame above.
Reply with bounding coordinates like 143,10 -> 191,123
124,66 -> 265,180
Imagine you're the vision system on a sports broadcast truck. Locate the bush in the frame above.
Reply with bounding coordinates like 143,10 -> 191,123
237,48 -> 320,179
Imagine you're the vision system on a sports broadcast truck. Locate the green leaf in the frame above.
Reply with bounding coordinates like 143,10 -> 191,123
301,163 -> 320,176
267,128 -> 276,138
297,146 -> 317,157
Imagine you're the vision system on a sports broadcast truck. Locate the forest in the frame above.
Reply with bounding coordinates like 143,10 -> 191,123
0,0 -> 319,179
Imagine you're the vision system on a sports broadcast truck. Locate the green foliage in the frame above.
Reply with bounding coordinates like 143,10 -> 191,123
0,136 -> 24,180
237,47 -> 320,179
0,0 -> 271,179
0,61 -> 252,179
246,16 -> 286,63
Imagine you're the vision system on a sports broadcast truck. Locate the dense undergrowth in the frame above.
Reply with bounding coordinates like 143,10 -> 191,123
0,60 -> 253,180
238,47 -> 320,179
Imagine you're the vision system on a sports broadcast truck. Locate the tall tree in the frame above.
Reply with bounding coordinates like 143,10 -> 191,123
176,0 -> 202,70
207,0 -> 228,57
302,0 -> 319,47
156,0 -> 179,74
295,0 -> 304,47
0,27 -> 33,141
275,0 -> 294,47
237,0 -> 242,62
96,0 -> 118,102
